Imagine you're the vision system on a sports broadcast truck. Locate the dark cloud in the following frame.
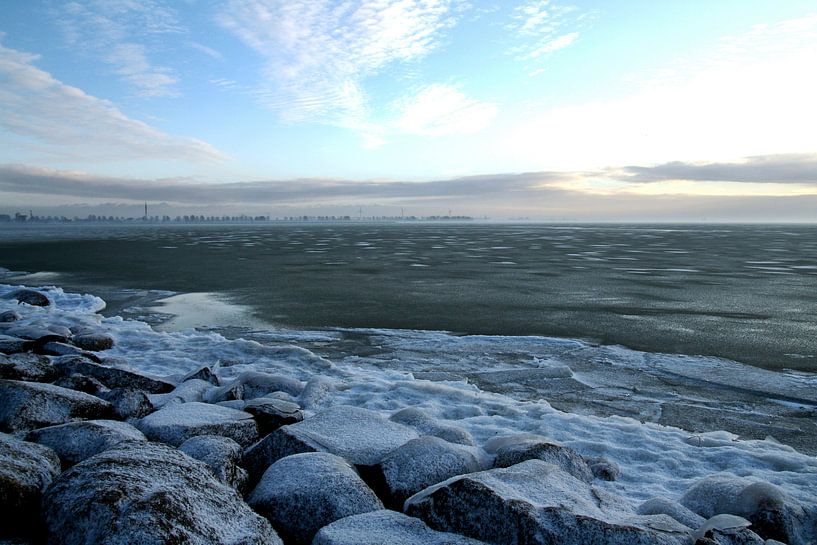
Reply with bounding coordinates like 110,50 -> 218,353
621,153 -> 817,184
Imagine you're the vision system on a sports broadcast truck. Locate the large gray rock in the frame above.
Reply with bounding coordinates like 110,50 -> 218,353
248,452 -> 383,545
0,380 -> 112,432
692,515 -> 764,544
0,433 -> 61,539
54,373 -> 109,396
390,407 -> 476,446
98,388 -> 153,420
6,289 -> 50,307
638,497 -> 705,529
0,335 -> 33,355
71,333 -> 114,352
243,397 -> 303,436
313,510 -> 489,545
26,420 -> 146,467
374,436 -> 482,509
179,435 -> 248,492
242,405 -> 418,485
0,353 -> 57,382
680,476 -> 811,545
490,435 -> 593,483
148,378 -> 213,408
52,355 -> 174,393
405,459 -> 690,545
42,440 -> 281,545
137,401 -> 258,447
206,371 -> 304,404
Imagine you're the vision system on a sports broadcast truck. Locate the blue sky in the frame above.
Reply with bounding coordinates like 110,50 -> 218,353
1,1 -> 816,219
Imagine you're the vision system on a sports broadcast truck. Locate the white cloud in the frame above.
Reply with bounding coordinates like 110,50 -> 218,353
218,0 -> 465,124
499,14 -> 817,171
395,84 -> 497,136
0,41 -> 225,163
56,0 -> 183,97
507,1 -> 586,65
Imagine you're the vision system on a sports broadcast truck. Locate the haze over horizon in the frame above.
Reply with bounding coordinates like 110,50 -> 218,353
1,1 -> 816,221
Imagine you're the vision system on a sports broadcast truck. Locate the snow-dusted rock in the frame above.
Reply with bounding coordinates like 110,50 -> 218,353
586,455 -> 621,481
680,476 -> 809,545
71,333 -> 114,352
148,378 -> 212,408
489,435 -> 593,483
0,380 -> 112,432
297,375 -> 335,409
236,371 -> 304,399
242,405 -> 418,484
40,342 -> 86,358
313,510 -> 489,545
137,401 -> 258,447
405,459 -> 690,545
0,353 -> 57,382
52,355 -> 174,393
0,433 -> 60,539
182,366 -> 219,385
390,407 -> 476,446
42,440 -> 281,545
638,497 -> 705,529
205,381 -> 245,403
6,289 -> 50,307
179,435 -> 248,492
243,397 -> 303,436
0,335 -> 33,355
248,452 -> 383,545
3,324 -> 67,344
374,436 -> 481,509
54,373 -> 108,395
98,388 -> 153,420
26,420 -> 146,467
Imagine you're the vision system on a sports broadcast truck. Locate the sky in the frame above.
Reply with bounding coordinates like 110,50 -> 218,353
0,0 -> 816,221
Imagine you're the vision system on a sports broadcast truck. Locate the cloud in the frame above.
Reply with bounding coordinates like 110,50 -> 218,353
507,1 -> 586,66
218,0 -> 465,124
620,154 -> 817,184
394,84 -> 498,136
56,0 -> 183,97
0,41 -> 225,163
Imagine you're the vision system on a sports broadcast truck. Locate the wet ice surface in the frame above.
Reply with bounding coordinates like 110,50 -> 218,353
2,281 -> 815,517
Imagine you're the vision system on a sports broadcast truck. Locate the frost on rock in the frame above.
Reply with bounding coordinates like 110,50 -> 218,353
42,440 -> 282,545
148,378 -> 213,408
0,352 -> 57,382
137,401 -> 258,447
97,388 -> 153,420
405,459 -> 691,545
242,405 -> 418,485
247,452 -> 383,545
488,434 -> 594,483
179,435 -> 248,493
373,436 -> 482,509
390,407 -> 476,446
313,510 -> 489,545
26,420 -> 146,467
0,433 -> 61,540
243,397 -> 303,436
52,355 -> 174,393
0,379 -> 112,432
638,497 -> 706,530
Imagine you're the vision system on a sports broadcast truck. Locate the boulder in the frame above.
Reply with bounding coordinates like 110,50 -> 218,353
692,515 -> 764,544
243,397 -> 303,436
313,510 -> 489,545
182,366 -> 219,385
179,435 -> 248,492
39,342 -> 86,358
405,459 -> 690,545
248,452 -> 383,545
236,371 -> 304,399
26,420 -> 146,467
137,401 -> 258,447
98,388 -> 153,420
0,433 -> 61,539
7,289 -> 50,307
297,375 -> 335,409
373,436 -> 481,509
52,355 -> 174,393
3,325 -> 67,344
0,380 -> 112,432
0,353 -> 57,382
204,381 -> 245,404
242,405 -> 418,485
0,310 -> 22,322
148,378 -> 213,408
490,435 -> 593,483
390,407 -> 476,446
42,441 -> 281,545
0,335 -> 33,355
638,497 -> 705,529
71,333 -> 114,352
586,455 -> 621,481
54,373 -> 109,395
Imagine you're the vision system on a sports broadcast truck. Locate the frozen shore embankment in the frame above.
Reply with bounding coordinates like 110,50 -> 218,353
1,281 -> 816,545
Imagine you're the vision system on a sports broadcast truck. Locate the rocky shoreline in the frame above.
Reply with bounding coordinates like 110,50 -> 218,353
1,285 -> 815,545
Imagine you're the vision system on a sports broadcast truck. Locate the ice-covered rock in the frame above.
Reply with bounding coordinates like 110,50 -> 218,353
0,353 -> 57,382
42,440 -> 281,545
586,455 -> 622,481
373,436 -> 481,509
182,365 -> 219,385
6,289 -> 50,307
248,452 -> 383,545
52,355 -> 174,393
405,459 -> 690,545
71,333 -> 114,352
39,341 -> 86,357
681,476 -> 810,545
0,433 -> 60,539
54,373 -> 108,395
0,379 -> 112,432
3,324 -> 67,344
638,497 -> 705,529
243,397 -> 303,436
313,510 -> 489,545
0,335 -> 33,355
148,378 -> 212,408
0,310 -> 22,322
179,435 -> 248,492
137,401 -> 258,447
390,407 -> 476,446
205,381 -> 245,403
26,420 -> 146,467
489,434 -> 593,483
98,388 -> 153,420
297,375 -> 335,409
242,405 -> 418,485
236,370 -> 304,399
